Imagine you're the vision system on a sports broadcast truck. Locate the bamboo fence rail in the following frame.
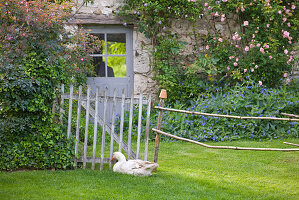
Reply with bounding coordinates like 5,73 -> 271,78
153,129 -> 299,151
153,90 -> 299,163
154,106 -> 299,122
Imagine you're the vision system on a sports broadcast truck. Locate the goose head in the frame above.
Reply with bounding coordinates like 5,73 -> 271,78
111,152 -> 126,162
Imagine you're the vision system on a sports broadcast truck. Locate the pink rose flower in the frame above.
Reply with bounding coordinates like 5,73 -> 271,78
284,49 -> 288,54
291,5 -> 296,10
269,55 -> 272,59
258,81 -> 263,86
244,69 -> 247,73
206,45 -> 209,50
245,46 -> 249,51
283,73 -> 288,78
244,21 -> 249,26
218,38 -> 223,42
251,68 -> 254,72
255,65 -> 258,69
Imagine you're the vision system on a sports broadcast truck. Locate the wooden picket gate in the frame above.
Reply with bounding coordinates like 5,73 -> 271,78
60,84 -> 152,170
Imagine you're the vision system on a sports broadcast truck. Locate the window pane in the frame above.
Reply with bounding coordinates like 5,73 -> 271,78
107,56 -> 126,77
107,34 -> 126,55
93,56 -> 106,77
91,33 -> 104,54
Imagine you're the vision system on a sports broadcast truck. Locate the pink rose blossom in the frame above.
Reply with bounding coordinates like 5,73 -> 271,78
287,23 -> 291,27
204,2 -> 208,7
255,65 -> 258,69
286,78 -> 290,83
5,2 -> 8,5
221,14 -> 225,22
218,38 -> 223,42
283,31 -> 290,38
235,45 -> 239,48
252,34 -> 255,38
278,10 -> 282,14
227,67 -> 230,70
206,45 -> 209,50
288,41 -> 292,44
234,62 -> 238,67
290,51 -> 295,55
243,21 -> 249,26
284,49 -> 288,54
250,44 -> 255,48
266,24 -> 270,28
291,5 -> 296,10
258,81 -> 263,86
263,44 -> 269,48
222,0 -> 227,2
244,69 -> 247,73
269,55 -> 272,59
256,43 -> 261,47
80,58 -> 84,61
283,73 -> 288,77
236,58 -> 239,62
251,68 -> 254,72
286,9 -> 290,14
260,48 -> 265,54
241,7 -> 245,12
245,46 -> 250,51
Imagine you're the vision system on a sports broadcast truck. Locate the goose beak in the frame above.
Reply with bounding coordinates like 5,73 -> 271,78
110,157 -> 114,162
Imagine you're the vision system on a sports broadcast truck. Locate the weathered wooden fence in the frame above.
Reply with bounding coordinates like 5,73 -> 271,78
60,84 -> 152,170
153,90 -> 299,163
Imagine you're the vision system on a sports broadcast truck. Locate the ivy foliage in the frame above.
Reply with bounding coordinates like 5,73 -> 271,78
0,0 -> 100,170
118,0 -> 298,103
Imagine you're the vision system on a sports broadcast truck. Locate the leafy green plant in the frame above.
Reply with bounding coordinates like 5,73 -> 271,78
0,0 -> 100,171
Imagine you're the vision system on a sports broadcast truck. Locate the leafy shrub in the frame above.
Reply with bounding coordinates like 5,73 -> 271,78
0,0 -> 100,171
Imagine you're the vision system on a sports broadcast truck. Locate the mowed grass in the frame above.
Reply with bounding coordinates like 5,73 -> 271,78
0,139 -> 298,200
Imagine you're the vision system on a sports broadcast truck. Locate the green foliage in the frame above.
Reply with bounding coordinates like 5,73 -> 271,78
119,0 -> 298,102
0,0 -> 100,170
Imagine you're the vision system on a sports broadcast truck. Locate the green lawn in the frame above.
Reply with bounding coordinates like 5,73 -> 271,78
1,139 -> 298,200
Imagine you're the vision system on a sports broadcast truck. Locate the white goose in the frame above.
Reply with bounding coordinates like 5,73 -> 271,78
111,152 -> 159,176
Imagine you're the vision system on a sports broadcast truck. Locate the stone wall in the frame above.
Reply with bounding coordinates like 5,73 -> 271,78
70,0 -> 297,98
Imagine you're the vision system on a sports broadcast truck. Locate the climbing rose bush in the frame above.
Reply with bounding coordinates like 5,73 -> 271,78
119,0 -> 297,102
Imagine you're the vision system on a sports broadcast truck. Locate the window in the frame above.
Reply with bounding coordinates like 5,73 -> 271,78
91,33 -> 127,78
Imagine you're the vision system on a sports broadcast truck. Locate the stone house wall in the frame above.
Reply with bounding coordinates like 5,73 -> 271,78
68,0 -> 298,97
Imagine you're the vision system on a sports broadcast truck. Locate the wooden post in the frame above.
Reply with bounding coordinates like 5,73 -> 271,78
83,86 -> 91,169
154,89 -> 167,163
75,85 -> 82,168
109,88 -> 117,169
136,90 -> 143,159
92,87 -> 99,170
127,90 -> 134,159
100,88 -> 108,171
67,85 -> 74,139
144,94 -> 151,161
118,88 -> 126,152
